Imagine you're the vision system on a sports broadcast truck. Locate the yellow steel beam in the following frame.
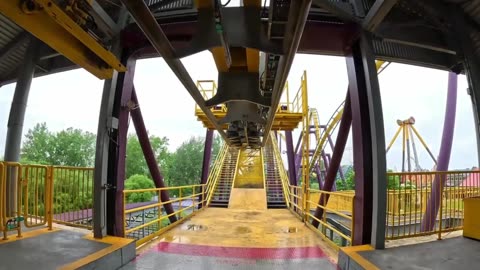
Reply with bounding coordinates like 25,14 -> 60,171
246,48 -> 259,72
0,1 -> 125,79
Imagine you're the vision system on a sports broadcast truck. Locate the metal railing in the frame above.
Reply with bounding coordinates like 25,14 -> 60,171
386,170 -> 480,240
123,184 -> 206,247
288,185 -> 303,219
269,132 -> 290,208
306,189 -> 355,248
195,80 -> 226,113
0,162 -> 53,240
52,166 -> 94,229
205,143 -> 229,205
195,80 -> 302,114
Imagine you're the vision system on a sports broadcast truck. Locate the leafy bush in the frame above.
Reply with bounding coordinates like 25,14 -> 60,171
125,174 -> 156,203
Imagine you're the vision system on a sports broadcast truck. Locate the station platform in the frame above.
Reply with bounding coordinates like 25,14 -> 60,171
339,233 -> 480,270
0,226 -> 135,270
122,208 -> 338,269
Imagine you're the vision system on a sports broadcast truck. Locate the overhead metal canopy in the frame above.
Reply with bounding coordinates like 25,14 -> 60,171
0,0 -> 478,87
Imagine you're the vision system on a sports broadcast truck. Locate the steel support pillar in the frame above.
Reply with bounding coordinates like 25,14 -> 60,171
312,93 -> 352,227
111,57 -> 137,237
130,89 -> 177,223
199,129 -> 214,209
420,73 -> 457,231
346,31 -> 387,249
285,131 -> 297,185
4,36 -> 40,216
93,71 -> 119,238
455,13 -> 480,167
92,10 -> 130,238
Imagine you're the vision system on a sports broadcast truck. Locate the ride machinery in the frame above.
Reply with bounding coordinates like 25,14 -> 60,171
0,0 -> 314,149
386,117 -> 437,172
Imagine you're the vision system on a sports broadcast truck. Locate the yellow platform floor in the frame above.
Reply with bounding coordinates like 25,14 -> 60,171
139,208 -> 338,260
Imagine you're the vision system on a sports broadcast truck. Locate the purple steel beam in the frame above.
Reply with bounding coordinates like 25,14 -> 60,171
346,33 -> 387,248
328,135 -> 345,181
199,129 -> 214,209
130,89 -> 177,223
285,131 -> 297,185
312,93 -> 352,227
420,73 -> 457,231
314,164 -> 323,189
294,133 -> 303,156
112,58 -> 137,237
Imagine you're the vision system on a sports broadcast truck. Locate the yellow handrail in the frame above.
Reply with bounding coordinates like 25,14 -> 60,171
269,132 -> 290,208
205,144 -> 229,205
123,183 -> 207,246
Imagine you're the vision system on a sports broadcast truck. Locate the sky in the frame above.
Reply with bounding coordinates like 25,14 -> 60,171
0,52 -> 477,170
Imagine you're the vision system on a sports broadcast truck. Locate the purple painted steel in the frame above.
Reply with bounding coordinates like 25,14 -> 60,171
285,131 -> 297,185
113,58 -> 137,236
200,130 -> 214,185
314,164 -> 323,189
328,134 -> 345,181
199,129 -> 213,209
420,72 -> 458,232
294,133 -> 303,156
312,93 -> 352,227
130,89 -> 177,223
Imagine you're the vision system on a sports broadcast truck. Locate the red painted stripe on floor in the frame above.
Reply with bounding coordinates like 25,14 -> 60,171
150,242 -> 329,259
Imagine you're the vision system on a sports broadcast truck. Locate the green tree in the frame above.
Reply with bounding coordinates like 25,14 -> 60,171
21,123 -> 54,164
337,169 -> 355,190
53,128 -> 96,167
125,134 -> 170,178
165,136 -> 204,189
21,123 -> 95,166
125,174 -> 156,203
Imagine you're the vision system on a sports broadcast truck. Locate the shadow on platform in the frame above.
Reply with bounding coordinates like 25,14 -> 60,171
339,236 -> 480,270
0,227 -> 135,270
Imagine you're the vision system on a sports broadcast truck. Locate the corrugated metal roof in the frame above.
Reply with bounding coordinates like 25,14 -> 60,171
0,13 -> 27,83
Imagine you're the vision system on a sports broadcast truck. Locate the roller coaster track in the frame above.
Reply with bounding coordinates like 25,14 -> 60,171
308,102 -> 345,173
308,61 -> 387,173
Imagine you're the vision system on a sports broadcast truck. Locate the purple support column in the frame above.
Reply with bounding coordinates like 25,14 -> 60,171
314,164 -> 323,189
312,93 -> 352,227
285,131 -> 297,185
328,135 -> 345,181
346,32 -> 388,248
420,73 -> 457,232
130,89 -> 177,223
113,58 -> 136,236
199,129 -> 214,209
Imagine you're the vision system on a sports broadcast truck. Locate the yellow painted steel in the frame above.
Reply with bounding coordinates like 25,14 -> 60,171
269,132 -> 291,208
233,149 -> 264,188
0,163 -> 4,237
194,78 -> 303,130
309,106 -> 344,172
463,196 -> 480,240
410,125 -> 436,158
22,164 -> 49,228
246,48 -> 260,72
123,184 -> 207,247
1,162 -> 23,240
51,166 -> 95,229
306,188 -> 355,246
205,143 -> 229,205
386,126 -> 403,152
149,207 -> 338,262
385,170 -> 480,240
0,1 -> 125,79
300,71 -> 310,220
